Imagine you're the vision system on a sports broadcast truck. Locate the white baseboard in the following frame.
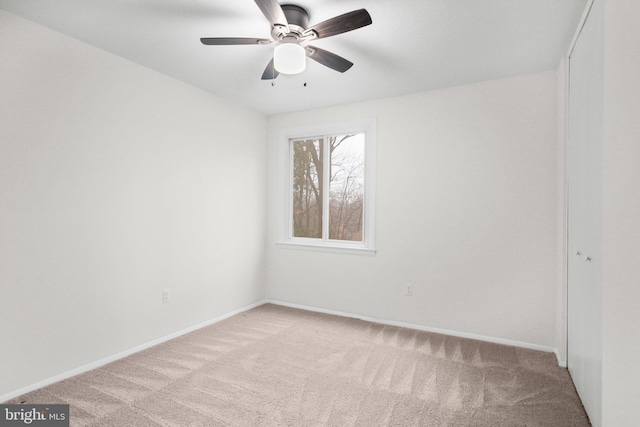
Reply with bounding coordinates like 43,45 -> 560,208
0,300 -> 265,403
264,299 -> 566,367
2,298 -> 567,402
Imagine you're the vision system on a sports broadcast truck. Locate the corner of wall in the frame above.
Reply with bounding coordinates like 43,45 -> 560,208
555,56 -> 569,366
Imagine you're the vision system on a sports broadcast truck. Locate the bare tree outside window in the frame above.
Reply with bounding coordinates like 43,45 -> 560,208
329,134 -> 364,241
292,138 -> 322,238
291,133 -> 365,242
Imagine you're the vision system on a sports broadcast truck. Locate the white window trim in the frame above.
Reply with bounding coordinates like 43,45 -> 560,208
276,118 -> 376,255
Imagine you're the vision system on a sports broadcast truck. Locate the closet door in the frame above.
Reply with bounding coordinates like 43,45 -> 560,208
567,3 -> 603,426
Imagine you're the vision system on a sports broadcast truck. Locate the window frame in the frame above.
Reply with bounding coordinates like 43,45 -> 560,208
277,119 -> 376,255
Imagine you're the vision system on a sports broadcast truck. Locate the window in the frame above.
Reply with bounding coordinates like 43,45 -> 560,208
277,119 -> 376,254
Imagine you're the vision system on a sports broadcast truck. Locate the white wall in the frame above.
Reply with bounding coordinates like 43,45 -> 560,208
266,71 -> 562,353
602,0 -> 640,425
0,10 -> 267,398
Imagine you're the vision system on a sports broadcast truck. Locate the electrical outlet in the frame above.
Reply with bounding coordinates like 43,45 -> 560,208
162,288 -> 170,304
405,284 -> 413,296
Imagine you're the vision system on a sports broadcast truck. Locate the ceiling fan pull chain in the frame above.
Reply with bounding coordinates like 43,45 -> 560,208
272,59 -> 276,86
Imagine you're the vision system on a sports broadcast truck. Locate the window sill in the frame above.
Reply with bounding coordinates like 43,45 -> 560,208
275,241 -> 377,256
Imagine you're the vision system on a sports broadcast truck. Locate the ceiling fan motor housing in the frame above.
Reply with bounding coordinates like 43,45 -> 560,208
272,4 -> 310,40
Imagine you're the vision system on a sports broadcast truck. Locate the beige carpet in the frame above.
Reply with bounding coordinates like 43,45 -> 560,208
9,304 -> 590,426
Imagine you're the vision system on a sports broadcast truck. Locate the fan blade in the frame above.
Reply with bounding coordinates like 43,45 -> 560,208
261,58 -> 280,80
254,0 -> 289,32
306,46 -> 353,73
200,37 -> 271,45
305,9 -> 372,40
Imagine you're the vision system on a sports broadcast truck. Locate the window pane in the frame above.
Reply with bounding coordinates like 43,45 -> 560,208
292,138 -> 323,238
329,133 -> 365,241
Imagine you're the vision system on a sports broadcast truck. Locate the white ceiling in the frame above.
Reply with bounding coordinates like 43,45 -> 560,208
0,0 -> 587,115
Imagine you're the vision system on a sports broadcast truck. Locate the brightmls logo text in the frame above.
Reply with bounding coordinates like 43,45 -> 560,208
0,405 -> 69,426
4,408 -> 45,424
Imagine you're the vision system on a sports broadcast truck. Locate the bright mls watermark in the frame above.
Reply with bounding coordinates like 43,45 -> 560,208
0,405 -> 69,426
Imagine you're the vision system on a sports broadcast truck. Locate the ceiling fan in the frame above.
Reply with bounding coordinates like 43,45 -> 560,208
200,0 -> 372,80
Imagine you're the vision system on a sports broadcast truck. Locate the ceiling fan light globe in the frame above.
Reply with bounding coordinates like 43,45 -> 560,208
274,44 -> 306,74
